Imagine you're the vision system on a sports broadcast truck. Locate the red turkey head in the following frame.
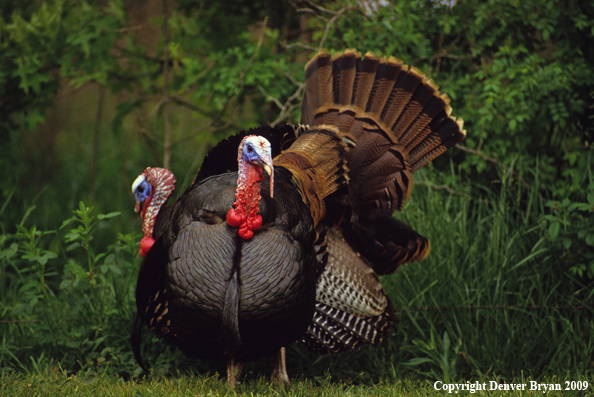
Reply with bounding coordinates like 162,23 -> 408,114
132,167 -> 176,256
226,135 -> 274,239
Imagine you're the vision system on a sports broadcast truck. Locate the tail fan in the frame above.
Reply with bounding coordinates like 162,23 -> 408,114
314,228 -> 388,315
300,227 -> 396,354
300,303 -> 394,355
342,215 -> 431,275
302,50 -> 465,219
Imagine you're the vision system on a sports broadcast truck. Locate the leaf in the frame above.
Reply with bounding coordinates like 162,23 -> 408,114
60,216 -> 78,230
94,252 -> 106,263
402,357 -> 434,366
543,214 -> 559,222
29,295 -> 39,308
586,233 -> 594,246
66,242 -> 81,251
65,232 -> 80,242
108,265 -> 122,275
97,212 -> 121,220
59,279 -> 72,289
443,331 -> 451,351
569,202 -> 591,212
548,222 -> 560,240
570,264 -> 585,278
509,118 -> 517,131
66,340 -> 81,348
0,243 -> 19,259
561,238 -> 572,250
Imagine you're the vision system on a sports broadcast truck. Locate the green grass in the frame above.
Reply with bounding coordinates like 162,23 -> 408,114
2,369 -> 593,396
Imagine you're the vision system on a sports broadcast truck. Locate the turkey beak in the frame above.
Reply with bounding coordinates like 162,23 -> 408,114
259,156 -> 274,199
135,200 -> 147,218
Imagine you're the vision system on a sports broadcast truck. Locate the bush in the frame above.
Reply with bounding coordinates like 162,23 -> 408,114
0,202 -> 141,375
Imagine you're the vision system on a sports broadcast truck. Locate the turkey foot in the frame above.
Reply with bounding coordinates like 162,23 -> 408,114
227,358 -> 245,388
271,347 -> 290,386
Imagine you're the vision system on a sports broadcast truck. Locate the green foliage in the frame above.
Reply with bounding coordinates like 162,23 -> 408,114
544,184 -> 594,278
1,0 -> 125,127
540,150 -> 594,277
0,203 -> 140,375
326,0 -> 594,186
401,329 -> 462,383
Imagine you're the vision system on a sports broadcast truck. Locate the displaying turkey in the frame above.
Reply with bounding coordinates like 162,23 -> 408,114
131,49 -> 465,386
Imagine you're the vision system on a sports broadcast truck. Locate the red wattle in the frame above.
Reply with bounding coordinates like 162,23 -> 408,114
139,236 -> 155,257
239,227 -> 253,239
226,208 -> 242,227
251,215 -> 262,230
230,160 -> 267,240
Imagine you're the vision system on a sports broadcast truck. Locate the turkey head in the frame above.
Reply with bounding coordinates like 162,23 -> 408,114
226,135 -> 274,239
132,167 -> 176,257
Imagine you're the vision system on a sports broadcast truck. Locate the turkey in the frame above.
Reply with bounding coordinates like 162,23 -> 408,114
131,49 -> 465,386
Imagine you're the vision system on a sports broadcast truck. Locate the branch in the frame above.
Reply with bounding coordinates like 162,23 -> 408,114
91,84 -> 105,198
234,17 -> 269,98
317,6 -> 353,51
168,95 -> 241,131
455,144 -> 534,192
275,4 -> 356,124
281,41 -> 319,51
135,113 -> 162,165
259,83 -> 305,127
414,180 -> 493,206
162,0 -> 171,169
301,0 -> 346,15
179,117 -> 238,190
0,319 -> 41,324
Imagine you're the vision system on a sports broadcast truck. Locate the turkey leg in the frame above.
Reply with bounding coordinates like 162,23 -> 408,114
271,347 -> 290,385
227,358 -> 245,388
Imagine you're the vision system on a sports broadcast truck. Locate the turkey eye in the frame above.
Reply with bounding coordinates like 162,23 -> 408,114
247,145 -> 253,153
137,184 -> 145,193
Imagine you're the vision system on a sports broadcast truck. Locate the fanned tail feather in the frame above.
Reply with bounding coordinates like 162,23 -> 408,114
301,50 -> 466,218
342,215 -> 431,275
314,228 -> 387,316
300,227 -> 395,355
299,303 -> 394,355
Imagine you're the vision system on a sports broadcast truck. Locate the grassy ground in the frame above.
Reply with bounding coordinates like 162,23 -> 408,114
2,369 -> 593,397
